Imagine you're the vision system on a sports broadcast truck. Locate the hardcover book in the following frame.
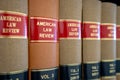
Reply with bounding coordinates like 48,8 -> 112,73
29,0 -> 59,80
101,0 -> 117,80
59,0 -> 82,80
116,0 -> 120,79
0,0 -> 28,80
82,0 -> 101,79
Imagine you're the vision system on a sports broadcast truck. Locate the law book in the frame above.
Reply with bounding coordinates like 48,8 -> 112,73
82,0 -> 101,80
116,0 -> 120,79
0,0 -> 28,80
29,0 -> 59,80
101,0 -> 117,80
59,0 -> 82,80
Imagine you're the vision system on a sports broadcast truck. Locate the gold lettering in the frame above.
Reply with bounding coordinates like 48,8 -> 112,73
39,33 -> 54,38
52,73 -> 54,78
43,28 -> 52,32
70,69 -> 79,73
90,33 -> 98,37
109,70 -> 115,73
107,26 -> 114,29
16,78 -> 19,80
68,23 -> 79,27
92,72 -> 99,76
90,25 -> 98,28
92,66 -> 97,69
41,74 -> 50,79
109,64 -> 114,67
108,34 -> 113,37
70,69 -> 76,73
71,28 -> 78,31
70,76 -> 79,80
110,30 -> 114,33
109,63 -> 115,73
69,32 -> 79,36
2,28 -> 20,33
92,29 -> 98,33
0,15 -> 21,22
6,22 -> 16,27
37,21 -> 56,27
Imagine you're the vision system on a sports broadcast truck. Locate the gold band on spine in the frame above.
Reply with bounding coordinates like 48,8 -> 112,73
30,40 -> 57,43
101,23 -> 116,25
101,60 -> 116,62
31,67 -> 58,72
102,76 -> 116,79
0,70 -> 27,75
0,36 -> 27,39
30,17 -> 58,21
0,10 -> 27,16
83,21 -> 100,24
84,61 -> 100,64
60,19 -> 81,22
83,38 -> 100,40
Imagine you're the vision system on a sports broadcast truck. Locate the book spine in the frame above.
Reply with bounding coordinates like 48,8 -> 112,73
59,0 -> 82,80
82,0 -> 101,80
101,1 -> 117,80
0,0 -> 28,80
116,0 -> 120,79
29,0 -> 59,80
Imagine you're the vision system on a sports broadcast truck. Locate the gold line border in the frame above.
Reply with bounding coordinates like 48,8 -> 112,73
117,25 -> 120,27
101,23 -> 116,25
60,38 -> 81,40
117,58 -> 120,60
91,79 -> 100,80
102,76 -> 116,79
117,38 -> 120,40
117,73 -> 120,75
101,38 -> 116,40
31,67 -> 58,72
61,63 -> 81,66
30,17 -> 58,21
101,60 -> 116,62
84,61 -> 100,64
0,70 -> 27,75
83,21 -> 100,24
30,40 -> 57,43
83,38 -> 100,40
0,10 -> 27,16
59,19 -> 81,22
0,36 -> 27,39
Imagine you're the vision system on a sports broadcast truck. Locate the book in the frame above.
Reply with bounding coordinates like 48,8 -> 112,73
0,0 -> 28,80
116,0 -> 120,79
59,0 -> 82,80
82,0 -> 101,79
29,0 -> 59,80
101,0 -> 117,80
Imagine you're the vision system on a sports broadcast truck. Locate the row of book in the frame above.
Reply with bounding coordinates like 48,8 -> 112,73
0,0 -> 120,80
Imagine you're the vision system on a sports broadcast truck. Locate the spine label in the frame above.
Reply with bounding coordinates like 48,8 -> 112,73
30,17 -> 58,42
101,61 -> 116,77
60,64 -> 82,80
59,20 -> 81,39
82,22 -> 100,39
84,62 -> 100,80
0,70 -> 28,80
101,24 -> 116,40
31,68 -> 58,80
0,10 -> 27,39
117,25 -> 120,39
116,60 -> 120,74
